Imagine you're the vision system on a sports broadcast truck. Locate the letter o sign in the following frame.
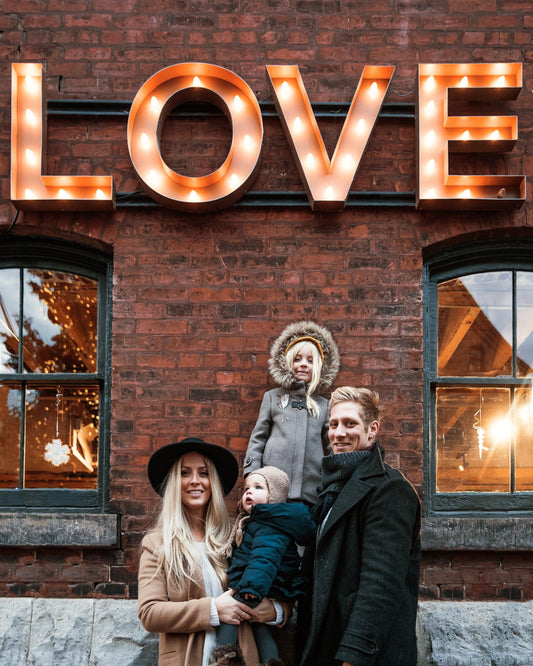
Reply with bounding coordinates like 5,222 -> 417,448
127,63 -> 263,212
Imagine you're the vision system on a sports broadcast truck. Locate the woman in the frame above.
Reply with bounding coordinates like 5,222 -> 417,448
138,437 -> 282,665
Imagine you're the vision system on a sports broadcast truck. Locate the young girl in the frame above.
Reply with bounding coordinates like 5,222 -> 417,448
216,466 -> 316,665
243,321 -> 340,505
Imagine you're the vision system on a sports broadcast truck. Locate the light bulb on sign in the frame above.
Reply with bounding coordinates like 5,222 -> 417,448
280,81 -> 291,98
25,148 -> 37,165
193,76 -> 201,87
491,130 -> 500,140
25,108 -> 37,125
189,189 -> 199,202
355,118 -> 366,135
459,76 -> 469,88
462,130 -> 470,140
425,100 -> 435,116
424,75 -> 436,91
305,153 -> 315,168
293,116 -> 302,133
233,94 -> 243,111
369,81 -> 378,98
140,132 -> 150,149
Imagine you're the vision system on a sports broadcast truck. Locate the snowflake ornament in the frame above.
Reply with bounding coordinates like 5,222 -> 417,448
44,438 -> 70,466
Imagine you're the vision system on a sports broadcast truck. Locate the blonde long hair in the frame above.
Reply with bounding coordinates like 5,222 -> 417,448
285,339 -> 323,418
153,455 -> 231,592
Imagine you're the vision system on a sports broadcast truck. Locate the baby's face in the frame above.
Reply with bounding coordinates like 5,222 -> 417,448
242,474 -> 270,513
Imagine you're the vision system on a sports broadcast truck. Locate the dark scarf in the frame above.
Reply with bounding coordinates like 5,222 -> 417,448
311,450 -> 373,525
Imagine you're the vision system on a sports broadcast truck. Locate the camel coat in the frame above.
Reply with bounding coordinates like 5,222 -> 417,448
138,532 -> 260,666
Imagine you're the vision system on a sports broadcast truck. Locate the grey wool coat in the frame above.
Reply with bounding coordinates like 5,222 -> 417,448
243,382 -> 330,504
299,446 -> 421,666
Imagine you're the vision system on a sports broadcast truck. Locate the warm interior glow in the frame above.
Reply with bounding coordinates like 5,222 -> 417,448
233,94 -> 243,111
193,76 -> 201,87
462,188 -> 471,198
459,75 -> 469,87
293,116 -> 302,133
306,152 -> 315,167
425,75 -> 436,91
25,108 -> 37,125
462,130 -> 470,140
280,80 -> 291,98
425,130 -> 436,146
95,188 -> 106,199
426,159 -> 436,174
425,100 -> 435,115
369,81 -> 378,97
189,189 -> 199,201
491,129 -> 500,140
140,132 -> 150,149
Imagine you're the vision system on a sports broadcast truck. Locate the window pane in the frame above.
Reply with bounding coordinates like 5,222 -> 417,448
24,384 -> 98,489
438,272 -> 512,377
0,269 -> 20,373
23,269 -> 98,374
436,387 -> 510,492
517,271 -> 533,378
0,385 -> 21,488
515,387 -> 533,491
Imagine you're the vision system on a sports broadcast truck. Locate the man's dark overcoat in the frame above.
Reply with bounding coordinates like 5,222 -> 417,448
299,445 -> 421,666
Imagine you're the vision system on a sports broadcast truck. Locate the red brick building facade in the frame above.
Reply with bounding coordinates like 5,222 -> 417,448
1,0 -> 532,613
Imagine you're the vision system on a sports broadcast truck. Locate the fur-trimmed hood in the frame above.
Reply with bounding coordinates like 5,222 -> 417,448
268,320 -> 340,390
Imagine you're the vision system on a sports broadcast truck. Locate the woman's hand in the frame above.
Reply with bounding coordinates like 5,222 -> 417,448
247,597 -> 276,623
214,590 -> 252,625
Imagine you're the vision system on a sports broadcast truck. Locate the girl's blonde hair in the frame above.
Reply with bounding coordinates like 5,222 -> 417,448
285,339 -> 323,418
153,454 -> 231,592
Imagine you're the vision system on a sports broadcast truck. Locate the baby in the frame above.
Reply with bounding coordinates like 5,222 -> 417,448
216,466 -> 315,665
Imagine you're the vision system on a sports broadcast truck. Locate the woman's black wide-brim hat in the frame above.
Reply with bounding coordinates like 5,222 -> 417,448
148,437 -> 239,496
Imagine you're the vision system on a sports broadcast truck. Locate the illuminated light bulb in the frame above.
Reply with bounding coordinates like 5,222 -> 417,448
425,75 -> 436,91
305,152 -> 315,168
192,76 -> 201,87
243,134 -> 253,150
425,100 -> 435,116
95,188 -> 106,200
462,188 -> 471,199
355,118 -> 366,134
230,173 -> 240,187
293,116 -> 302,133
150,96 -> 160,112
24,75 -> 39,94
233,94 -> 243,111
24,188 -> 35,199
140,132 -> 150,149
462,130 -> 471,140
426,188 -> 436,198
280,81 -> 291,98
189,189 -> 199,202
459,76 -> 469,87
342,153 -> 355,169
148,168 -> 161,186
25,148 -> 37,165
325,185 -> 334,199
426,159 -> 436,174
369,81 -> 378,98
497,75 -> 506,86
58,188 -> 71,199
25,108 -> 37,125
491,129 -> 500,140
458,464 -> 464,472
425,130 -> 436,146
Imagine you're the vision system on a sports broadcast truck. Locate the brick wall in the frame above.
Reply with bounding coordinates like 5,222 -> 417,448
0,1 -> 532,600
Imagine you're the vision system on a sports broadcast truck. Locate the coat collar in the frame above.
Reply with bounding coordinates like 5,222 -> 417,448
318,444 -> 387,541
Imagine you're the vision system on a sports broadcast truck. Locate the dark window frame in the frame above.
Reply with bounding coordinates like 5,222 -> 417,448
0,237 -> 112,512
423,239 -> 533,517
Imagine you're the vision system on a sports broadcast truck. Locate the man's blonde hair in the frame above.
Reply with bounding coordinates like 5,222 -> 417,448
329,386 -> 381,428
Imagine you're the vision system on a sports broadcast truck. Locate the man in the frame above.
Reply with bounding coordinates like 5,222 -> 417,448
299,387 -> 421,666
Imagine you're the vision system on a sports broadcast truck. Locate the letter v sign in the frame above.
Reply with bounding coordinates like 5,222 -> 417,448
267,65 -> 395,212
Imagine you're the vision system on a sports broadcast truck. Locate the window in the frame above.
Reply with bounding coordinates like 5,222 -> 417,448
0,238 -> 112,510
424,241 -> 533,514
